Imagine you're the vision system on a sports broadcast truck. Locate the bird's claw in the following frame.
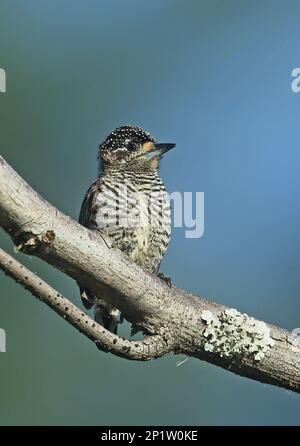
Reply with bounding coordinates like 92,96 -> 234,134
157,272 -> 172,288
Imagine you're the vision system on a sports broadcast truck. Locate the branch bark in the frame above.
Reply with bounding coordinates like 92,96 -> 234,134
0,155 -> 300,393
0,248 -> 173,359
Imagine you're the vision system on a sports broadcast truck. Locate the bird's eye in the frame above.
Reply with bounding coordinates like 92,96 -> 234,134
127,141 -> 139,151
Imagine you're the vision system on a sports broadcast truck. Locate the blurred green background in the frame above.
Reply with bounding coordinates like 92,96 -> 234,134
0,0 -> 300,425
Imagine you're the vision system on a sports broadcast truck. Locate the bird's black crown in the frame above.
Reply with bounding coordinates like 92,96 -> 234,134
100,125 -> 155,151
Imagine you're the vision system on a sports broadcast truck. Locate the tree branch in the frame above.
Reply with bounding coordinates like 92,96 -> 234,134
0,154 -> 300,393
0,248 -> 173,360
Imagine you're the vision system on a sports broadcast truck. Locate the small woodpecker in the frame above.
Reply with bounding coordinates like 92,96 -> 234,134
79,125 -> 175,334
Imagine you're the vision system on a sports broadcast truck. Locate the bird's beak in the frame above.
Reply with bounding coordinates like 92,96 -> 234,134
145,142 -> 176,159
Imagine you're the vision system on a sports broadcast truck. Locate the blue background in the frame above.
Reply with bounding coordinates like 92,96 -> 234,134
0,0 -> 299,425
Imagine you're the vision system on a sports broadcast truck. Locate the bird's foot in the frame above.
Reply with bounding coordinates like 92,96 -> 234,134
98,230 -> 115,249
157,272 -> 172,288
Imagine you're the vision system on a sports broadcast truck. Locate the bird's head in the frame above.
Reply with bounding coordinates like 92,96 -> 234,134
99,125 -> 175,172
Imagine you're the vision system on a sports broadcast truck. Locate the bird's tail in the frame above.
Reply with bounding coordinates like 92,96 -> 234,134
94,299 -> 123,335
79,286 -> 123,334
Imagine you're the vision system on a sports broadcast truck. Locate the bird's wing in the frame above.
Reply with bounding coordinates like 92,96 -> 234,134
78,178 -> 124,333
78,179 -> 102,309
79,179 -> 102,228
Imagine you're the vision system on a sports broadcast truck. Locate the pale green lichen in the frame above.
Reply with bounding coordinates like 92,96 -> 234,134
201,308 -> 275,361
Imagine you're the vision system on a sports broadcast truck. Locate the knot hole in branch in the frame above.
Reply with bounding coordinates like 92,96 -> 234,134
13,229 -> 55,254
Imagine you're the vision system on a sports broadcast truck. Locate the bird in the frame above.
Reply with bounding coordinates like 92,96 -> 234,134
79,125 -> 175,334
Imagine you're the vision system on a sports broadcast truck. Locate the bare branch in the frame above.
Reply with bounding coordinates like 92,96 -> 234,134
0,248 -> 173,360
0,154 -> 300,394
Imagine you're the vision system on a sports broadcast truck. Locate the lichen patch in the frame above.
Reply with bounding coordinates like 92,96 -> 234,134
201,308 -> 275,361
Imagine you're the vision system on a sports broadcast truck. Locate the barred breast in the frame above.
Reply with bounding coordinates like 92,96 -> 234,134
88,170 -> 171,274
